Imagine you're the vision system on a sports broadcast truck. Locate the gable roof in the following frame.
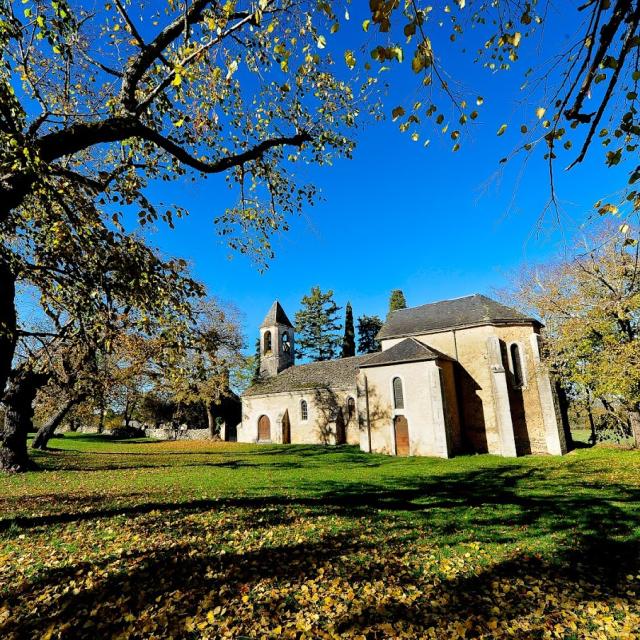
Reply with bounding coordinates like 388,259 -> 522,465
243,355 -> 371,397
359,337 -> 451,368
260,301 -> 293,328
377,294 -> 537,340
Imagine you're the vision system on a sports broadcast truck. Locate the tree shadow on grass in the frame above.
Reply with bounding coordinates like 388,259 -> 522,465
37,433 -> 151,444
3,464 -> 640,544
22,459 -> 307,474
2,462 -> 640,637
2,502 -> 639,639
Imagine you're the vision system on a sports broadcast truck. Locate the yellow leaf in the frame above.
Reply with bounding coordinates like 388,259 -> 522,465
497,123 -> 507,136
344,50 -> 356,70
536,107 -> 546,119
171,74 -> 182,86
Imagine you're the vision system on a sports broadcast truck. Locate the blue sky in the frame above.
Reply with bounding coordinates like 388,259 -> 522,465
136,3 -> 634,344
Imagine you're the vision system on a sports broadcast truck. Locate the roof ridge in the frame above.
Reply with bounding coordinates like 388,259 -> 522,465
393,293 -> 479,315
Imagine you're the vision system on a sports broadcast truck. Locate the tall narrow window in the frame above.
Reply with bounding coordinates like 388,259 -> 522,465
347,397 -> 356,420
300,399 -> 308,421
282,331 -> 290,352
392,377 -> 404,410
264,331 -> 272,354
510,343 -> 524,388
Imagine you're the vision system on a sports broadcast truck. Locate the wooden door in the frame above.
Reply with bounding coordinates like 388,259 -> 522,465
258,415 -> 270,442
282,410 -> 291,444
394,415 -> 410,456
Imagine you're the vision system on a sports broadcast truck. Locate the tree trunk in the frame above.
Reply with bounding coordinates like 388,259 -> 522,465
0,369 -> 50,472
587,388 -> 598,447
205,402 -> 218,440
0,257 -> 17,401
587,403 -> 597,446
98,397 -> 105,433
32,394 -> 84,450
629,409 -> 640,449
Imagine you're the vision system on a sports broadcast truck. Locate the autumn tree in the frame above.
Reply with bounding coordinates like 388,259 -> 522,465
0,226 -> 200,471
356,1 -> 640,220
167,298 -> 244,438
341,302 -> 356,358
31,344 -> 97,450
357,315 -> 383,354
512,223 -> 640,447
0,0 -> 367,416
389,290 -> 407,313
295,287 -> 342,362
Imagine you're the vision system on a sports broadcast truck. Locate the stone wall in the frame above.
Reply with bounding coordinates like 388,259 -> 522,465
357,359 -> 453,458
143,427 -> 212,441
381,322 -> 565,456
240,386 -> 359,446
58,424 -> 100,434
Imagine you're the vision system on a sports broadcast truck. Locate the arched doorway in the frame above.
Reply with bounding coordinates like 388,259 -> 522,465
393,415 -> 410,456
257,415 -> 271,442
335,408 -> 346,445
282,410 -> 291,444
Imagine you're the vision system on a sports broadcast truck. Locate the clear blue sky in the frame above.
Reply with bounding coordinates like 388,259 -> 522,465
136,3 -> 633,345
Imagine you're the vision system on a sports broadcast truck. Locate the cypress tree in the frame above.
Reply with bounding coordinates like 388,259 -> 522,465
251,337 -> 261,382
341,302 -> 356,357
389,289 -> 407,313
294,286 -> 342,361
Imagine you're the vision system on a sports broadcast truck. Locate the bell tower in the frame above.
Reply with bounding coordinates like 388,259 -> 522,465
259,301 -> 295,378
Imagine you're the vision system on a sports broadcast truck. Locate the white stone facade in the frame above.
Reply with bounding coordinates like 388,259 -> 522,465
240,296 -> 568,458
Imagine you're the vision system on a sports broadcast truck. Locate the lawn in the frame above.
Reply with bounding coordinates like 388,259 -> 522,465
1,435 -> 639,639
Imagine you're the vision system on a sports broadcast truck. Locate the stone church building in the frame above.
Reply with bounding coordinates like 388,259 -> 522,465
238,295 -> 568,457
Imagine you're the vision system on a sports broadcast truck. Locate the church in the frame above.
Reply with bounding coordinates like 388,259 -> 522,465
238,295 -> 568,457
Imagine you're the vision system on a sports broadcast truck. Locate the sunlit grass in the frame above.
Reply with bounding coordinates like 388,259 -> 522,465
1,434 -> 639,639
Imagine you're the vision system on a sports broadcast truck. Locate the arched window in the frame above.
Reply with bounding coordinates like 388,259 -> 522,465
392,377 -> 404,410
510,343 -> 524,388
347,397 -> 356,420
281,331 -> 290,352
263,330 -> 272,354
300,399 -> 308,421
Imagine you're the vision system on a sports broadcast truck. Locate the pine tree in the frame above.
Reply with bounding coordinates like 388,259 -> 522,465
357,315 -> 383,354
294,287 -> 342,362
389,289 -> 407,313
341,302 -> 356,358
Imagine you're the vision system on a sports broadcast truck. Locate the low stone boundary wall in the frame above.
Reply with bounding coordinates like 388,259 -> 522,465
143,427 -> 211,441
59,425 -> 100,434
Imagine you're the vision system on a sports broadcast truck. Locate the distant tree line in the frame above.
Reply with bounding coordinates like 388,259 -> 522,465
293,286 -> 409,362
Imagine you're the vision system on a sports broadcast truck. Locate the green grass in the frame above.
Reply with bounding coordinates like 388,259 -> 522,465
1,434 -> 639,639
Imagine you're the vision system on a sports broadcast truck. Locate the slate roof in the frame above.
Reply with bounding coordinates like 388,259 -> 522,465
377,294 -> 538,340
243,355 -> 371,397
359,337 -> 451,368
260,301 -> 293,328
